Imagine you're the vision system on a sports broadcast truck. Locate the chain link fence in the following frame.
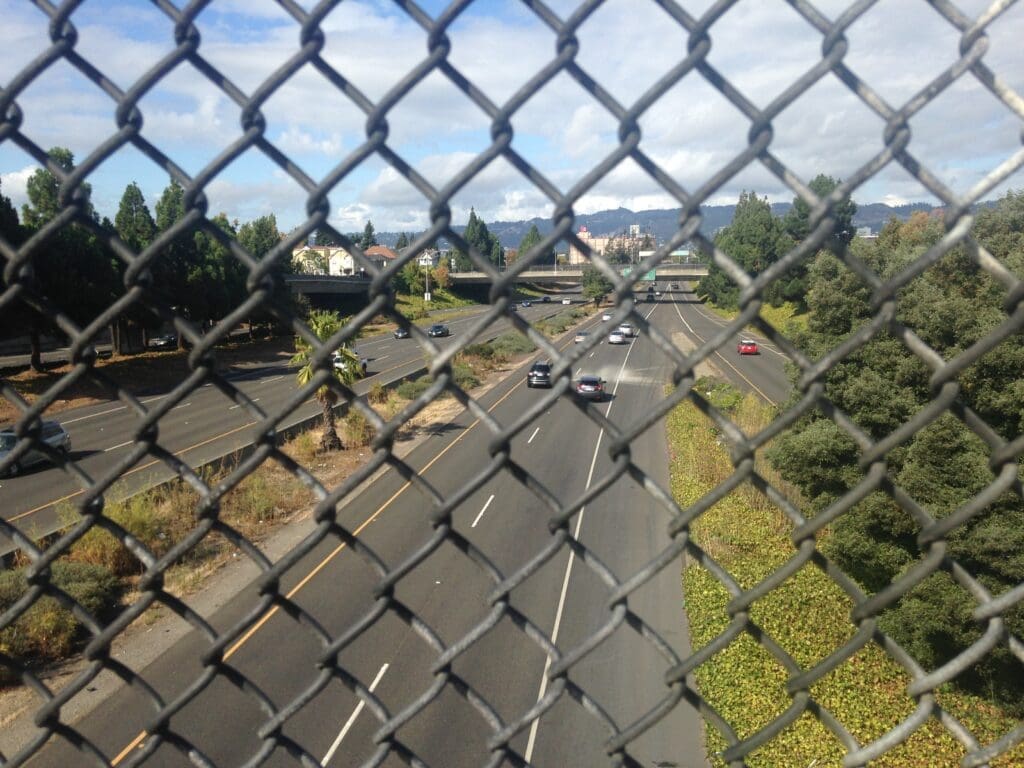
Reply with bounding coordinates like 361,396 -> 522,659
1,0 -> 1023,766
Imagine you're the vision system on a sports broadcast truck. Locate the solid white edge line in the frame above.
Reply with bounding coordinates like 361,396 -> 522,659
524,302 -> 656,762
322,663 -> 389,766
527,426 -> 540,444
104,440 -> 133,452
471,494 -> 495,528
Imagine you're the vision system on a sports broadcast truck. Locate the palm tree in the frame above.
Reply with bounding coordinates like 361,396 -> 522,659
291,310 -> 362,452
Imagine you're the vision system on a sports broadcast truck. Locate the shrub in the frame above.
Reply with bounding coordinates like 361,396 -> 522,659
396,375 -> 432,401
490,332 -> 535,359
0,562 -> 120,681
462,343 -> 493,359
344,408 -> 375,448
452,360 -> 480,390
367,382 -> 388,404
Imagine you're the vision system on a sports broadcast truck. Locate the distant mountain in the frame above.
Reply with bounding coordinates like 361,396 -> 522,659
375,200 -> 990,250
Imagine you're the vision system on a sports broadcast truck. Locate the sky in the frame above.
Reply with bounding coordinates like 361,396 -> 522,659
1,0 -> 1023,236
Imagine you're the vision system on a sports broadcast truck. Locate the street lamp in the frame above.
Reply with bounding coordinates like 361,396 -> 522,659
423,259 -> 431,302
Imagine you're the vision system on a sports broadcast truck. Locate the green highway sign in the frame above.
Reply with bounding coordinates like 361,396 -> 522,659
620,267 -> 657,281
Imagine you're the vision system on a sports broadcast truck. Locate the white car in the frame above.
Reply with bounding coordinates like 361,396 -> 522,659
602,312 -> 612,322
618,322 -> 637,337
332,350 -> 368,376
607,330 -> 626,344
562,298 -> 572,305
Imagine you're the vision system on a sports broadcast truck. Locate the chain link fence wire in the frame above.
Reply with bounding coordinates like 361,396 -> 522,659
1,0 -> 1023,766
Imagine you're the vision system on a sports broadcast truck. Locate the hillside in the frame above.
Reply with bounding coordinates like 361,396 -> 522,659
376,200 -> 990,250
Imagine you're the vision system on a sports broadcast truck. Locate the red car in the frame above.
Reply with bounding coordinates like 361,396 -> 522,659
737,339 -> 759,355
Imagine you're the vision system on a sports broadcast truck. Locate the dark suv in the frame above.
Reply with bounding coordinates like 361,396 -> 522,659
526,361 -> 552,388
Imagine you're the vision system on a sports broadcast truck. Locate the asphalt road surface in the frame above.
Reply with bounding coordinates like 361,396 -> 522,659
19,285 -> 790,767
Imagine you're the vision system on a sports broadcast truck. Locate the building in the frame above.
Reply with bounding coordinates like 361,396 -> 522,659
567,224 -> 652,265
292,244 -> 399,275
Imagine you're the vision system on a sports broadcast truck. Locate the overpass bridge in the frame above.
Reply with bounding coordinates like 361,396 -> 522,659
285,265 -> 709,296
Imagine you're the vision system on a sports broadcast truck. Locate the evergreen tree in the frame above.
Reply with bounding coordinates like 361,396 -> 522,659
359,221 -> 377,249
394,231 -> 410,251
516,224 -> 554,266
18,148 -> 112,369
114,182 -> 155,252
696,190 -> 793,309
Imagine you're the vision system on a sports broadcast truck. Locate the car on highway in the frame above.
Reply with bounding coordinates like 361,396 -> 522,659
526,361 -> 552,388
150,333 -> 177,349
575,375 -> 606,402
0,420 -> 71,476
670,283 -> 679,289
541,295 -> 551,303
393,327 -> 410,339
618,322 -> 637,338
562,298 -> 572,305
574,330 -> 590,343
602,312 -> 612,322
509,303 -> 518,313
521,300 -> 532,308
332,350 -> 368,376
737,339 -> 759,355
427,323 -> 451,337
607,330 -> 626,345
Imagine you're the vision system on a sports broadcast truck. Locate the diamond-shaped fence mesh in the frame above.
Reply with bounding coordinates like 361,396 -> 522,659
1,1 -> 1022,766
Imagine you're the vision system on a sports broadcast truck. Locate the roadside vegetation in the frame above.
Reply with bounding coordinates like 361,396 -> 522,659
682,183 -> 1024,761
669,379 -> 1022,767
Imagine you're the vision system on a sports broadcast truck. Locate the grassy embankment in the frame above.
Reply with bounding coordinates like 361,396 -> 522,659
667,381 -> 1022,767
0,305 -> 590,683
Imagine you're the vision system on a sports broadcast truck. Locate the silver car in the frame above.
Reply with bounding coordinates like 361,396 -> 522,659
0,421 -> 71,476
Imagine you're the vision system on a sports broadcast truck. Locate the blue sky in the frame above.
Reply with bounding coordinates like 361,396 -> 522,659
2,0 -> 1023,236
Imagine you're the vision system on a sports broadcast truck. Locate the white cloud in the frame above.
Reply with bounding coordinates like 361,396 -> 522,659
0,166 -> 36,211
1,1 -> 1022,233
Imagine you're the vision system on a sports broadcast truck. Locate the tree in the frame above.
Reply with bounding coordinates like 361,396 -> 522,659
291,310 -> 362,452
766,194 -> 1024,713
18,148 -> 113,370
516,224 -> 554,266
783,174 -> 858,249
454,208 -> 502,270
359,221 -> 377,250
114,182 -> 155,252
777,175 -> 859,308
697,190 -> 793,309
581,265 -> 614,306
432,262 -> 450,290
315,228 -> 340,247
394,232 -> 410,251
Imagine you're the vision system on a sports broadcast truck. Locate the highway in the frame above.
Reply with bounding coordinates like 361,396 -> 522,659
0,299 -> 576,550
18,284 -> 791,767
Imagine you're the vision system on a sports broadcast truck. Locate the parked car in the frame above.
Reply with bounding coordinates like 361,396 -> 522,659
526,361 -> 552,388
607,330 -> 626,345
0,421 -> 71,476
562,298 -> 572,305
575,375 -> 606,402
618,322 -> 637,337
332,350 -> 368,375
427,324 -> 451,337
521,300 -> 532,308
737,339 -> 759,355
574,330 -> 590,343
393,327 -> 410,339
150,333 -> 177,349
